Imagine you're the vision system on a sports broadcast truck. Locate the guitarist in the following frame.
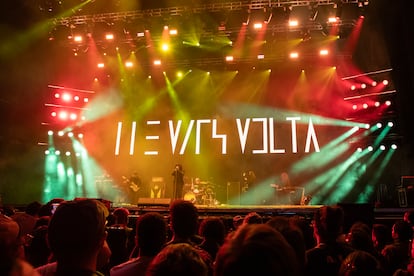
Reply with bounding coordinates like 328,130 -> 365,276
128,172 -> 141,203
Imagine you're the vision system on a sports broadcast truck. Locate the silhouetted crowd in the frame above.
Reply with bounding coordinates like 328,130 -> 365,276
2,198 -> 414,276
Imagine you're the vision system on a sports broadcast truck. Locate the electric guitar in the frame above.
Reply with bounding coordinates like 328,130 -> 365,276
122,176 -> 140,192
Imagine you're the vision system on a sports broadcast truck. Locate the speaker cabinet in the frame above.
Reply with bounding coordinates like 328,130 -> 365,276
227,182 -> 240,205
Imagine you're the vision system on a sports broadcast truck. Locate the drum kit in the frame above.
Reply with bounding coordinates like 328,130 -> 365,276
183,178 -> 217,205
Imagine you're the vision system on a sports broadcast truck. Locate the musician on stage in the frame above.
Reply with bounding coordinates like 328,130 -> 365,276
172,164 -> 185,199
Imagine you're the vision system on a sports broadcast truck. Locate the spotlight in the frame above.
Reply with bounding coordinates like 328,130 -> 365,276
319,49 -> 329,56
289,52 -> 299,59
97,63 -> 105,68
388,122 -> 394,127
350,85 -> 356,91
48,130 -> 53,136
391,144 -> 397,150
376,123 -> 382,129
383,79 -> 389,85
257,54 -> 265,59
380,145 -> 385,151
154,60 -> 161,65
105,33 -> 114,40
225,56 -> 234,62
367,146 -> 373,151
361,83 -> 366,89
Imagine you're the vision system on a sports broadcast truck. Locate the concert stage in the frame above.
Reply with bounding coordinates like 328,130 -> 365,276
113,201 -> 407,230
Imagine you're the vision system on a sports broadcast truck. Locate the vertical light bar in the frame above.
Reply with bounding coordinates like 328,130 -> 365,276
129,121 -> 136,155
115,122 -> 122,155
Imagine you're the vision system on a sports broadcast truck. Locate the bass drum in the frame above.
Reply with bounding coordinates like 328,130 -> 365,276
183,191 -> 196,203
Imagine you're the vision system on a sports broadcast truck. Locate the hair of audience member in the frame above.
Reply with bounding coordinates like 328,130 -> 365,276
112,208 -> 130,226
136,212 -> 167,256
169,199 -> 199,239
289,215 -> 316,250
242,212 -> 263,225
47,199 -> 109,264
214,223 -> 300,276
25,201 -> 42,216
392,220 -> 413,242
146,243 -> 208,276
338,250 -> 383,276
266,216 -> 306,274
199,217 -> 226,245
0,214 -> 22,274
313,205 -> 345,243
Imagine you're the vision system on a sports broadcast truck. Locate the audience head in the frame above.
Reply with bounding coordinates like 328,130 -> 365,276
371,223 -> 392,249
198,217 -> 226,245
136,212 -> 167,256
47,199 -> 109,267
338,250 -> 383,276
242,212 -> 263,225
403,210 -> 414,225
112,207 -> 130,226
391,219 -> 413,242
169,199 -> 199,239
0,214 -> 24,274
232,215 -> 243,230
146,243 -> 208,276
214,223 -> 300,276
313,205 -> 345,243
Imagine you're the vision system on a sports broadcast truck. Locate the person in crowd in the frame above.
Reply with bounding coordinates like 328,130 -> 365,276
110,212 -> 167,276
105,207 -> 134,270
290,215 -> 316,250
198,217 -> 226,261
0,213 -> 40,276
12,201 -> 42,239
166,199 -> 213,274
381,219 -> 413,275
42,198 -> 110,276
266,215 -> 307,275
346,221 -> 376,256
338,250 -> 384,276
172,164 -> 185,199
242,211 -> 263,225
305,205 -> 355,275
372,223 -> 393,260
214,223 -> 300,276
146,243 -> 208,276
25,224 -> 50,268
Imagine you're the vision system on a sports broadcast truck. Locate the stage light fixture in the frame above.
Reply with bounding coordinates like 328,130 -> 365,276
289,52 -> 299,59
350,85 -> 356,91
74,96 -> 80,101
137,32 -> 145,37
169,29 -> 178,35
68,132 -> 74,137
78,133 -> 84,139
374,101 -> 380,107
352,104 -> 357,110
380,145 -> 385,151
257,54 -> 264,59
48,130 -> 53,136
253,23 -> 263,29
319,49 -> 329,56
59,111 -> 68,120
391,144 -> 397,150
372,81 -> 377,86
73,35 -> 83,42
362,103 -> 368,109
125,61 -> 133,68
361,83 -> 366,89
65,151 -> 71,156
328,17 -> 338,23
154,60 -> 161,65
51,111 -> 57,117
69,113 -> 77,120
105,33 -> 114,40
388,122 -> 394,127
288,20 -> 298,27
55,150 -> 61,155
54,93 -> 60,98
45,150 -> 50,155
97,63 -> 104,68
225,56 -> 234,62
368,146 -> 373,152
385,100 -> 391,106
58,131 -> 64,136
383,79 -> 389,85
376,123 -> 382,129
62,93 -> 72,102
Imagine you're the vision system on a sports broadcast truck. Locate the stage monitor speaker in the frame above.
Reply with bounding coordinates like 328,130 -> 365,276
137,198 -> 171,206
227,182 -> 240,205
337,203 -> 374,233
